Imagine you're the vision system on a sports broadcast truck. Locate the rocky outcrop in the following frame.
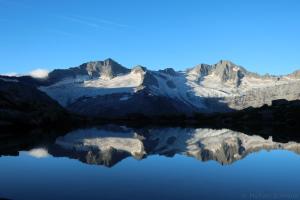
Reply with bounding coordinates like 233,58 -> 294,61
226,82 -> 300,109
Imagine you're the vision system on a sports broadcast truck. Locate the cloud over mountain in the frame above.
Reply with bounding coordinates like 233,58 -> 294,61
30,69 -> 49,79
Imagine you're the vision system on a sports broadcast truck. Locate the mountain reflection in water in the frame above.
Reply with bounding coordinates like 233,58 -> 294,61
21,125 -> 300,167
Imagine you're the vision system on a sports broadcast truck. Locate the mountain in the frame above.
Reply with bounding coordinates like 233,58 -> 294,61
47,58 -> 131,83
2,58 -> 300,118
45,126 -> 300,167
0,78 -> 70,128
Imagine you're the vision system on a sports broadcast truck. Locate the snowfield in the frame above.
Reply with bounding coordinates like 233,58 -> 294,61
39,70 -> 144,106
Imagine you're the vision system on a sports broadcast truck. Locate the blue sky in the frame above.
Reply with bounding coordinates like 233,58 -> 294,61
0,0 -> 300,75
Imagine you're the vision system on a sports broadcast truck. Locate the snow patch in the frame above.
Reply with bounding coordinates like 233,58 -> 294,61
84,71 -> 143,88
40,71 -> 143,106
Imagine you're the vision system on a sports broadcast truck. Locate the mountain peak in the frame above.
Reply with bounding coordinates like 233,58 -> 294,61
211,60 -> 247,86
215,60 -> 239,68
81,59 -> 130,79
159,68 -> 177,76
103,58 -> 118,66
46,59 -> 130,83
187,61 -> 245,84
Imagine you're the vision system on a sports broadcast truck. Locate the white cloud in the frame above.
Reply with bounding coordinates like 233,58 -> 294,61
30,68 -> 49,79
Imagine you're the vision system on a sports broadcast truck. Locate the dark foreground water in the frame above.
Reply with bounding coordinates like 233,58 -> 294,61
1,126 -> 300,200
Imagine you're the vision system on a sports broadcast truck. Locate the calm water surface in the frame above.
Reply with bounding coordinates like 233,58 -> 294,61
1,126 -> 300,200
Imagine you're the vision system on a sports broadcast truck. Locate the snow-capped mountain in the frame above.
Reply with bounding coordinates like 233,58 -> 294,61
4,58 -> 300,117
46,126 -> 300,167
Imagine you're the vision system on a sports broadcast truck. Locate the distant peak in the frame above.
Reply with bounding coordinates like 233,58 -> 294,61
84,59 -> 130,78
216,60 -> 238,67
211,60 -> 247,85
103,58 -> 118,65
47,58 -> 130,82
214,60 -> 250,73
83,58 -> 121,66
159,68 -> 177,76
105,57 -> 114,61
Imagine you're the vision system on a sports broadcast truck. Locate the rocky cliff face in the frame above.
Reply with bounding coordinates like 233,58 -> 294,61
226,82 -> 300,109
212,60 -> 246,85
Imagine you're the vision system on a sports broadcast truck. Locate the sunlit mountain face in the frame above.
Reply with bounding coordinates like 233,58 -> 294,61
17,125 -> 299,167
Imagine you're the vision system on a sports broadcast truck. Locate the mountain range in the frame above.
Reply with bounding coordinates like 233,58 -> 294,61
1,58 -> 300,120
